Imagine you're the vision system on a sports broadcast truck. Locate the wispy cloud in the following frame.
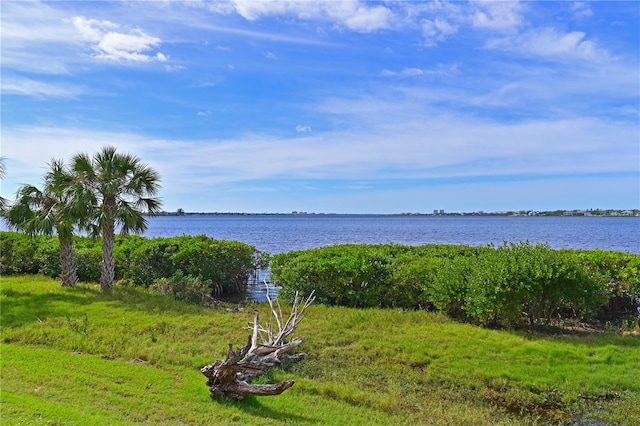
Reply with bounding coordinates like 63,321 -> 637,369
470,0 -> 524,31
421,18 -> 458,46
1,77 -> 84,98
486,27 -> 610,62
381,65 -> 457,78
0,1 -> 79,74
571,2 -> 594,19
3,113 -> 636,188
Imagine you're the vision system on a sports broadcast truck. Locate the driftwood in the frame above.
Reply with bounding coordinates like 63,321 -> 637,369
201,288 -> 315,400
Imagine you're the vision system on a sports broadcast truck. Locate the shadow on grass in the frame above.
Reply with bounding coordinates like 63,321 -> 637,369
0,287 -> 100,327
511,325 -> 640,349
102,286 -> 213,315
221,396 -> 319,424
0,276 -> 230,326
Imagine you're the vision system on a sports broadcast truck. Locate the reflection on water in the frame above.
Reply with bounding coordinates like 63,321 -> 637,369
220,269 -> 281,303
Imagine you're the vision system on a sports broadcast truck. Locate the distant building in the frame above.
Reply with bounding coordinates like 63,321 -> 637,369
177,208 -> 185,215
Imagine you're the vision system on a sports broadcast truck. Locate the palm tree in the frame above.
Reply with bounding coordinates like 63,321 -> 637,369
3,159 -> 85,287
70,146 -> 162,289
0,157 -> 8,214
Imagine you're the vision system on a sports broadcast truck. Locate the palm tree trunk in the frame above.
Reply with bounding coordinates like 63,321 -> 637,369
101,203 -> 116,290
58,236 -> 78,287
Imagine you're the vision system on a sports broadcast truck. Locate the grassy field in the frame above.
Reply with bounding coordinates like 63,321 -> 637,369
1,275 -> 639,425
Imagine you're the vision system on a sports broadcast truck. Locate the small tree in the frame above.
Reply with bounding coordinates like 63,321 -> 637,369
3,159 -> 90,287
70,146 -> 162,290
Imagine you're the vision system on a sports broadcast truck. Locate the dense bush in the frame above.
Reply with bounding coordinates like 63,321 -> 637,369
442,243 -> 606,327
579,249 -> 640,321
0,232 -> 43,274
153,271 -> 212,305
0,231 -> 267,297
127,237 -> 181,286
170,236 -> 258,295
126,235 -> 262,295
274,244 -> 401,308
272,242 -> 639,327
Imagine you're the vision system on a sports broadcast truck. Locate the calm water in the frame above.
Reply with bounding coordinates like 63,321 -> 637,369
143,214 -> 639,254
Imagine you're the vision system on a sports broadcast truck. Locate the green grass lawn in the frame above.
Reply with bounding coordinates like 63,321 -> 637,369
2,275 -> 639,425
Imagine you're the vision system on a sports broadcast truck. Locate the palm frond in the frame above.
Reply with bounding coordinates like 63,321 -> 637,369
135,197 -> 163,215
116,200 -> 147,234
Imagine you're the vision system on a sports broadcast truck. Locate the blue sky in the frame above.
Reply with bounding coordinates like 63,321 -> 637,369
1,1 -> 638,214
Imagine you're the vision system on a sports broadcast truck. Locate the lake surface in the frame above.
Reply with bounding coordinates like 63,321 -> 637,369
143,214 -> 639,254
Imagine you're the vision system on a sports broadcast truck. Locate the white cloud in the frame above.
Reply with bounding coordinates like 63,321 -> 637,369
486,27 -> 610,62
264,51 -> 277,60
296,125 -> 312,133
226,0 -> 395,32
72,16 -> 167,63
421,18 -> 458,46
571,2 -> 593,19
470,0 -> 524,31
337,3 -> 395,32
71,16 -> 118,42
381,65 -> 457,78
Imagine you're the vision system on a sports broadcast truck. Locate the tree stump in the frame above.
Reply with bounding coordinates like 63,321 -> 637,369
201,290 -> 314,400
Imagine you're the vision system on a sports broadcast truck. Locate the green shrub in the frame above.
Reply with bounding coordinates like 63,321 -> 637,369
127,237 -> 181,287
153,271 -> 212,305
273,244 -> 398,308
113,235 -> 146,279
272,242 -> 621,327
126,235 -> 264,296
578,249 -> 640,322
455,243 -> 606,327
35,237 -> 62,278
171,236 -> 259,295
0,231 -> 266,297
0,231 -> 42,274
75,245 -> 102,282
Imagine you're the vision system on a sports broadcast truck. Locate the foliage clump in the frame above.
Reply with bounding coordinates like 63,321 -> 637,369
153,270 -> 213,305
0,231 -> 268,298
271,242 -> 640,328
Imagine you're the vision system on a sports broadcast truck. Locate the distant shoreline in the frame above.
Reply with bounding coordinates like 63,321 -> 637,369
152,209 -> 640,218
